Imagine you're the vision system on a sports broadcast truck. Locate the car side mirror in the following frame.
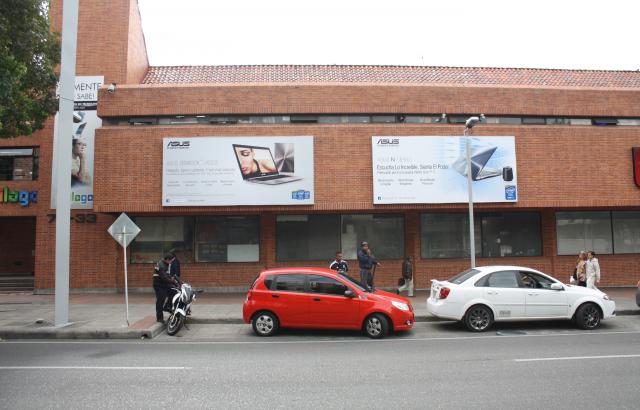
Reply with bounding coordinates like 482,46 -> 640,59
344,290 -> 355,298
550,283 -> 563,291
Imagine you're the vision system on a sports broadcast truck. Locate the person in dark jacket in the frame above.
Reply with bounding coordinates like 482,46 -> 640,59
397,256 -> 414,297
169,249 -> 181,279
357,241 -> 380,290
153,253 -> 177,322
329,251 -> 348,273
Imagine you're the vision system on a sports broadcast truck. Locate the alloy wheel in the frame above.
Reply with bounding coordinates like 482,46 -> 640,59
583,305 -> 601,329
366,317 -> 382,337
468,307 -> 490,331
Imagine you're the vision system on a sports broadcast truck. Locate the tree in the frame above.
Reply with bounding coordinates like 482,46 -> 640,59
0,0 -> 59,138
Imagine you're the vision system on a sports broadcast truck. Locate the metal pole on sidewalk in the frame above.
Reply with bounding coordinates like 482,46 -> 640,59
55,0 -> 79,327
465,128 -> 476,269
123,226 -> 130,326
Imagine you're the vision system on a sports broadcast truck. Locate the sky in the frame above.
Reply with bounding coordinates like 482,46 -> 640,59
137,0 -> 639,70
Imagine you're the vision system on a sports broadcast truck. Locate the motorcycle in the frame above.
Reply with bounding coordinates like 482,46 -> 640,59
166,281 -> 196,336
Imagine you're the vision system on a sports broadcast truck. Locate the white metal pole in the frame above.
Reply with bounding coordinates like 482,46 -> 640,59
465,129 -> 476,268
123,227 -> 130,326
54,0 -> 79,327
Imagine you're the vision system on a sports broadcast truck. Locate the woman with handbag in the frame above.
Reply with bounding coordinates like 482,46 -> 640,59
575,251 -> 587,287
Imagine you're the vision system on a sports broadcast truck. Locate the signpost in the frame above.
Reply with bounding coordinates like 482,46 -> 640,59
107,213 -> 141,325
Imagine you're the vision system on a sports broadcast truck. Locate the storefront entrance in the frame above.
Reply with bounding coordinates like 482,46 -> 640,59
0,217 -> 36,292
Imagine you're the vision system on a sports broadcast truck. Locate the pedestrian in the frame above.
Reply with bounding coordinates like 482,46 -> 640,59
169,248 -> 181,280
152,253 -> 177,323
397,256 -> 414,297
329,251 -> 349,273
357,241 -> 380,290
575,251 -> 587,287
585,251 -> 601,289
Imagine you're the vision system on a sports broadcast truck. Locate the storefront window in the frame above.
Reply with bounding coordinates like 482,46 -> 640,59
276,214 -> 404,261
341,214 -> 404,259
612,211 -> 640,254
421,212 -> 540,258
195,216 -> 259,262
421,214 -> 481,259
130,217 -> 194,263
0,148 -> 39,181
276,215 -> 340,261
481,213 -> 541,257
556,212 -> 612,255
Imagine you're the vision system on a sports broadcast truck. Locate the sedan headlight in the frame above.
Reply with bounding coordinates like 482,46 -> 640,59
601,293 -> 610,301
392,301 -> 410,311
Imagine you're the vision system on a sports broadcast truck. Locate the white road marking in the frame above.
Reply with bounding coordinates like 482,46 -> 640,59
515,354 -> 640,362
2,330 -> 640,345
0,366 -> 190,370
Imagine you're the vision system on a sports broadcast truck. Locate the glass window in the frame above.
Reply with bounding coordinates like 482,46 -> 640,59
274,274 -> 306,292
522,117 -> 546,125
485,271 -> 519,288
0,148 -> 38,181
421,214 -> 481,258
276,215 -> 340,261
195,216 -> 259,262
131,217 -> 194,263
519,271 -> 555,289
341,214 -> 404,259
263,275 -> 275,290
481,213 -> 541,257
546,118 -> 571,125
556,212 -> 612,255
371,115 -> 396,123
308,275 -> 348,295
612,211 -> 640,254
449,269 -> 481,285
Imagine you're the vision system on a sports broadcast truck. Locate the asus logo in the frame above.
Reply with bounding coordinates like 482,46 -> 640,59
377,138 -> 399,145
167,141 -> 190,149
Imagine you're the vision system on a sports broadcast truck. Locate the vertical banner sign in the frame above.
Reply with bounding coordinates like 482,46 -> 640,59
51,76 -> 103,209
372,136 -> 518,204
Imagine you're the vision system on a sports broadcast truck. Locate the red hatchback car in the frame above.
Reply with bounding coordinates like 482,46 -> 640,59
242,267 -> 414,338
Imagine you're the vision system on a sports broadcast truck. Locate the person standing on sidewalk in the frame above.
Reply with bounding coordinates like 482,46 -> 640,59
576,251 -> 587,287
585,251 -> 601,289
169,248 -> 181,280
153,253 -> 176,323
357,241 -> 379,290
397,256 -> 414,297
329,251 -> 349,273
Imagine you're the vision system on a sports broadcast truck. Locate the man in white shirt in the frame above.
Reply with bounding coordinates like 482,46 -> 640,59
585,251 -> 601,289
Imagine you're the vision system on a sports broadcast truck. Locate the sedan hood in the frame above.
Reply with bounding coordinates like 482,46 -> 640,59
371,289 -> 411,304
564,284 -> 608,297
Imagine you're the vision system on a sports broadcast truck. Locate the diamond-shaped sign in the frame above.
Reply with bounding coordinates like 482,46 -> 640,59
107,213 -> 141,248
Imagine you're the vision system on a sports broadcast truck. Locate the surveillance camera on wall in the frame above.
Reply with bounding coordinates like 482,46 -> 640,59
106,83 -> 116,93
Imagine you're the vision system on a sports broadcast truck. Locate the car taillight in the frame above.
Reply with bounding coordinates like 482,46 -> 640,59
439,287 -> 451,299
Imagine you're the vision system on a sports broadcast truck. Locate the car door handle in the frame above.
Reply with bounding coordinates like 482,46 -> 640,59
271,294 -> 279,298
313,298 -> 321,302
487,291 -> 497,295
528,293 -> 539,296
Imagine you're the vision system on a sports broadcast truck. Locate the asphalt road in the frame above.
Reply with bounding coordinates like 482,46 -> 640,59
2,317 -> 640,410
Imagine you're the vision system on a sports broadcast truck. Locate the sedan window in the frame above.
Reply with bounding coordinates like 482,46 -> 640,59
273,274 -> 306,292
519,272 -> 555,289
481,271 -> 520,288
308,275 -> 348,296
448,269 -> 481,284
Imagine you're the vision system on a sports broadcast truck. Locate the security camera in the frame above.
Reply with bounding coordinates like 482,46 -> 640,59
465,116 -> 481,130
106,83 -> 116,94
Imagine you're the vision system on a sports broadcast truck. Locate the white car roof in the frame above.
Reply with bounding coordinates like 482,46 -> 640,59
475,265 -> 544,274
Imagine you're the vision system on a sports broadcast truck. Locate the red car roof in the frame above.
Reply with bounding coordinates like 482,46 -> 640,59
258,267 -> 338,276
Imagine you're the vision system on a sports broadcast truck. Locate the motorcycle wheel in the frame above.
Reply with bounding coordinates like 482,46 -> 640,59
166,313 -> 185,336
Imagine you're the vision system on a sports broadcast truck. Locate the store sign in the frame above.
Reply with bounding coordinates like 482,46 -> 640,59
1,187 -> 38,207
372,136 -> 518,204
163,136 -> 314,206
633,147 -> 640,187
51,75 -> 103,209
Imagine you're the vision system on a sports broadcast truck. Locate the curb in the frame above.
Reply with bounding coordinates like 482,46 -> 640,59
0,322 -> 164,340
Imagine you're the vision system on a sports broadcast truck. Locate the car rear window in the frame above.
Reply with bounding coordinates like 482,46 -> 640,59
447,269 -> 481,284
263,275 -> 275,290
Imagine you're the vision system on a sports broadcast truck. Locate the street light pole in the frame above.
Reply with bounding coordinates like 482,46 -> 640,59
54,0 -> 79,327
464,115 -> 483,269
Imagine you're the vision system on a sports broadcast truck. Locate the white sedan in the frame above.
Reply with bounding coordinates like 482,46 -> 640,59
427,265 -> 615,332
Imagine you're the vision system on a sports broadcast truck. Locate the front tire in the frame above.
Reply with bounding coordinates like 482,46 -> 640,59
363,313 -> 389,339
167,313 -> 185,336
252,311 -> 279,337
464,305 -> 494,332
575,303 -> 602,330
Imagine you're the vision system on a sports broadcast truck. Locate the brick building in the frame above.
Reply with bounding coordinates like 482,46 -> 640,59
1,0 -> 639,292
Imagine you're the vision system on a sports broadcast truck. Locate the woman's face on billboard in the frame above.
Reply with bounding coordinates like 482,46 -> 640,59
235,147 -> 256,175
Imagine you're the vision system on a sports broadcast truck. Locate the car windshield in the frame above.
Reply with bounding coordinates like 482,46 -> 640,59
447,269 -> 481,284
338,273 -> 368,292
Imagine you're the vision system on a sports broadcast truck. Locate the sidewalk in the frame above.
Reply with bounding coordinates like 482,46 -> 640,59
0,288 -> 637,340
